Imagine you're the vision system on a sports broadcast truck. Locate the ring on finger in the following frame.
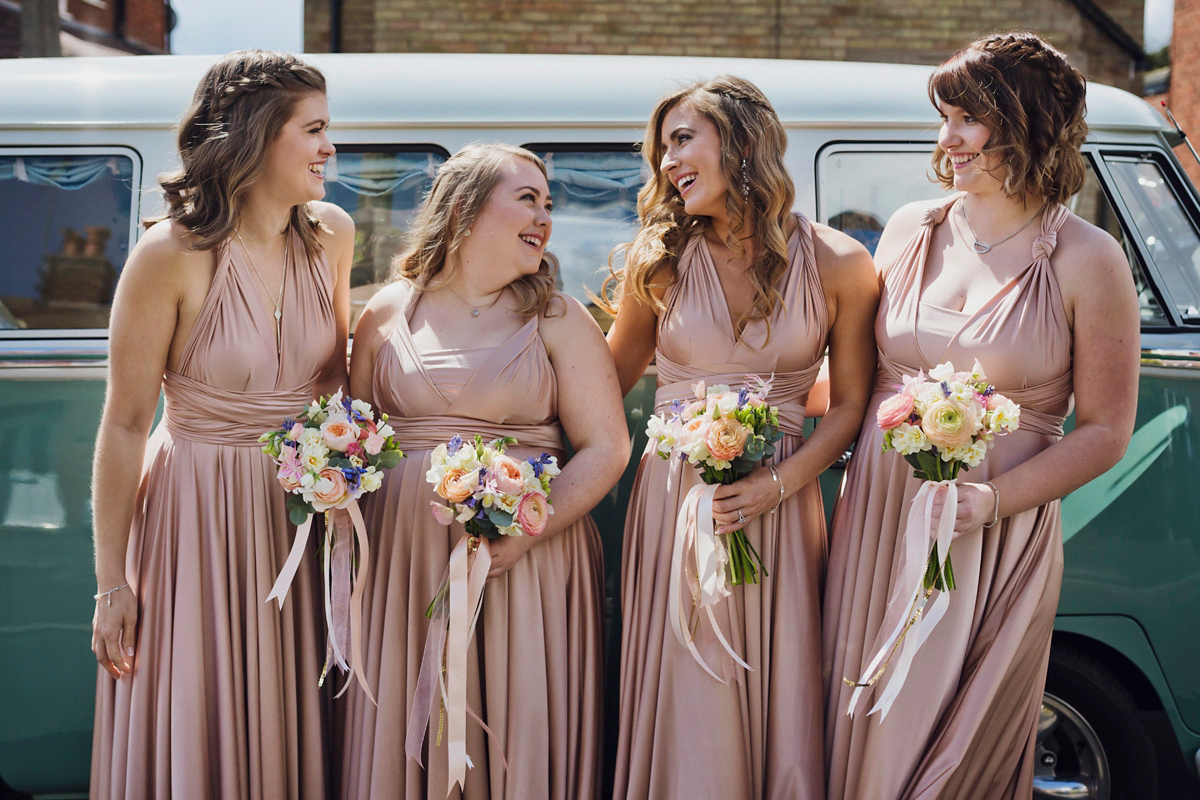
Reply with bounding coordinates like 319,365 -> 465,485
737,509 -> 746,525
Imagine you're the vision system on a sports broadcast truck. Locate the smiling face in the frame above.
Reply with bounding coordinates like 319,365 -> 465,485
936,99 -> 1002,195
463,155 -> 553,281
259,91 -> 334,207
659,101 -> 730,222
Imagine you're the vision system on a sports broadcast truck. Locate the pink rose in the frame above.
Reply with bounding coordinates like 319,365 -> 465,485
311,467 -> 350,511
516,492 -> 552,536
363,431 -> 386,455
876,393 -> 915,430
705,418 -> 750,462
430,501 -> 456,526
920,398 -> 976,450
321,415 -> 359,452
491,455 -> 525,496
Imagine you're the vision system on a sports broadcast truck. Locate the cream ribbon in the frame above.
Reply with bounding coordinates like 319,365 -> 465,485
846,479 -> 955,719
405,535 -> 497,797
668,481 -> 752,682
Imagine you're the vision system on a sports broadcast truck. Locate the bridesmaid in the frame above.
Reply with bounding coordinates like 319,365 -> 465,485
822,33 -> 1139,800
606,76 -> 878,799
90,52 -> 353,798
338,144 -> 628,799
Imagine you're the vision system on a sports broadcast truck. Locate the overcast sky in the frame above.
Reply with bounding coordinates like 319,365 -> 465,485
168,0 -> 1174,58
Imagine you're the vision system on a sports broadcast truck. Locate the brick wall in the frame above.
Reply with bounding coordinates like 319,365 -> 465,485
305,0 -> 1144,91
0,0 -> 167,57
1170,0 -> 1200,187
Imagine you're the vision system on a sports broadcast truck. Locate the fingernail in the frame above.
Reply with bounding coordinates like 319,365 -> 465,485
126,647 -> 134,657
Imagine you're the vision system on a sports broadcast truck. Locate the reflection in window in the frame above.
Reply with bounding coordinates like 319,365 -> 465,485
1071,159 -> 1167,326
1105,156 -> 1200,326
532,148 -> 643,324
0,154 -> 134,331
323,149 -> 446,325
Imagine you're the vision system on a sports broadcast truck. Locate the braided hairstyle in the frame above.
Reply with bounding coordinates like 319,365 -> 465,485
600,75 -> 795,338
929,32 -> 1088,204
156,50 -> 328,254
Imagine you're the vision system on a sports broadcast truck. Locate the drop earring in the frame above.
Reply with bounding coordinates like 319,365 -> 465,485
741,158 -> 750,201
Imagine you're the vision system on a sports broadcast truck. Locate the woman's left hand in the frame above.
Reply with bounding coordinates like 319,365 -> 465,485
711,467 -> 783,535
929,481 -> 997,537
486,533 -> 538,578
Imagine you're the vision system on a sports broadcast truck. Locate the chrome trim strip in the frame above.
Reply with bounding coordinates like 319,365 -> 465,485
1141,347 -> 1200,369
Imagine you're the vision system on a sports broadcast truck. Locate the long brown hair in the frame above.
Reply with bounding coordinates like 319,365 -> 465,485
392,144 -> 559,318
929,32 -> 1088,204
155,50 -> 329,256
600,75 -> 795,336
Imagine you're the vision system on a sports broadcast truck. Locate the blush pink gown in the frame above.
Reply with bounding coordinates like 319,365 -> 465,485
823,197 -> 1074,800
335,284 -> 605,800
613,215 -> 830,800
90,230 -> 336,799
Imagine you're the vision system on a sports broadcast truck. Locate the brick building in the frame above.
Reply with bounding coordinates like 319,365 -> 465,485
1166,0 -> 1200,187
305,0 -> 1145,91
0,0 -> 170,57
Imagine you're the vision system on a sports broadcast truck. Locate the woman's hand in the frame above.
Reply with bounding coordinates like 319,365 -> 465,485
486,534 -> 538,578
712,467 -> 783,534
931,481 -> 997,538
91,585 -> 138,679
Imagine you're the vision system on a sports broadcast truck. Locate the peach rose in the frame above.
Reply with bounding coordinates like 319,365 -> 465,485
516,492 -> 551,536
705,418 -> 750,462
920,398 -> 976,450
321,415 -> 358,451
311,467 -> 350,511
491,455 -> 525,496
437,468 -> 478,504
876,393 -> 915,430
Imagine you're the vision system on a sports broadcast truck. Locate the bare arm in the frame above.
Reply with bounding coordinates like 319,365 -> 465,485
605,278 -> 665,397
951,217 -> 1139,531
91,222 -> 196,679
312,201 -> 355,398
348,282 -> 409,408
713,226 -> 879,532
488,296 -> 632,576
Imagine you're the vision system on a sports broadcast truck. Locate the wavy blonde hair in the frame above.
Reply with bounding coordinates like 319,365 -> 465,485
153,50 -> 329,257
392,144 -> 560,318
600,75 -> 795,335
929,32 -> 1088,204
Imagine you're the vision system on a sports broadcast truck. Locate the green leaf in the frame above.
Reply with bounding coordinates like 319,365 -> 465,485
289,505 -> 311,526
486,508 -> 513,528
375,450 -> 404,470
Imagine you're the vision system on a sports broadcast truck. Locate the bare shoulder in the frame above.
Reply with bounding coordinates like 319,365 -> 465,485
357,279 -> 413,327
540,291 -> 602,341
122,219 -> 209,292
1050,213 -> 1134,300
310,200 -> 355,245
873,197 -> 945,272
809,221 -> 876,291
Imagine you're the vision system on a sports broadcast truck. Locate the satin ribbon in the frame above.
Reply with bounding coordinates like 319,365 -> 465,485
668,479 -> 753,683
406,535 -> 502,797
265,500 -> 375,703
846,479 -> 955,719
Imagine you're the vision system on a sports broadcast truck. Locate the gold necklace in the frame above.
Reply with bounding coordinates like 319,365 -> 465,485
236,230 -> 289,353
960,200 -> 1047,254
446,284 -> 503,318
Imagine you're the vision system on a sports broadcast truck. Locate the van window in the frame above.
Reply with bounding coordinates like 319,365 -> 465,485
529,147 -> 643,316
323,147 -> 448,324
0,151 -> 137,331
1103,154 -> 1198,325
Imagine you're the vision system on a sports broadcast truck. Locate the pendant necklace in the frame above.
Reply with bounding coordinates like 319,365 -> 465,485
960,200 -> 1047,254
236,230 -> 289,353
447,284 -> 503,318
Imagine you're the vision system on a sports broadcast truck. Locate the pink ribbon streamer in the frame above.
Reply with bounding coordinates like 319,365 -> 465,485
668,480 -> 753,683
405,535 -> 504,797
846,479 -> 955,719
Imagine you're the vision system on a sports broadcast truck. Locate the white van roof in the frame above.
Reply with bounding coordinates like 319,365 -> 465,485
0,52 -> 1169,135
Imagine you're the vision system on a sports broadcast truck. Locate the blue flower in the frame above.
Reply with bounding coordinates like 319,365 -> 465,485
282,417 -> 296,431
448,434 -> 463,454
737,388 -> 749,409
527,452 -> 554,477
940,381 -> 951,397
669,399 -> 686,415
465,496 -> 478,508
341,466 -> 366,491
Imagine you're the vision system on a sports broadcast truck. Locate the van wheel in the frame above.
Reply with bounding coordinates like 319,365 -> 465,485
1033,644 -> 1157,800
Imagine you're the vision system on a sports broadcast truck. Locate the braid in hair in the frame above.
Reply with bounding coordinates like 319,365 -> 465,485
929,32 -> 1088,204
155,51 -> 328,254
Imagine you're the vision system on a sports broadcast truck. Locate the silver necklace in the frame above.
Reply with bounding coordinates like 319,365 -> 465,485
236,230 -> 289,352
960,200 -> 1047,254
446,284 -> 502,318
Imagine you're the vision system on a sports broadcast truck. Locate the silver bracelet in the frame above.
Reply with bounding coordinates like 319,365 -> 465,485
982,482 -> 1000,528
768,465 -> 785,514
94,583 -> 128,606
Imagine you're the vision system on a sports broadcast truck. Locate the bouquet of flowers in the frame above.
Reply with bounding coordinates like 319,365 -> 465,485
646,377 -> 782,585
876,360 -> 1020,589
426,434 -> 558,539
259,389 -> 404,524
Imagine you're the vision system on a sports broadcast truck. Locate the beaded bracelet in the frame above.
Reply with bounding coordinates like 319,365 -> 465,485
768,465 -> 785,514
982,481 -> 1000,528
94,583 -> 128,606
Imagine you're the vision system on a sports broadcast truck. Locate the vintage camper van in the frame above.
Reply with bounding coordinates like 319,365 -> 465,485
1,53 -> 1197,799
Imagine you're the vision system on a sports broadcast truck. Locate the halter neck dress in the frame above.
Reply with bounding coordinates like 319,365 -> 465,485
612,214 -> 829,800
823,196 -> 1073,800
91,229 -> 337,799
335,283 -> 604,800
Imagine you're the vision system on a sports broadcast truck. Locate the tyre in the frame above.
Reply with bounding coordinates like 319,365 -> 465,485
1034,643 -> 1158,800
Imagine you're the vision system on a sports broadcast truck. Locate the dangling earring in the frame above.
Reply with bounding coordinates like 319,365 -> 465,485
464,228 -> 471,237
741,158 -> 750,202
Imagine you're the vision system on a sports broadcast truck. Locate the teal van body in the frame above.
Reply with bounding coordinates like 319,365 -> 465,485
1,53 -> 1197,798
